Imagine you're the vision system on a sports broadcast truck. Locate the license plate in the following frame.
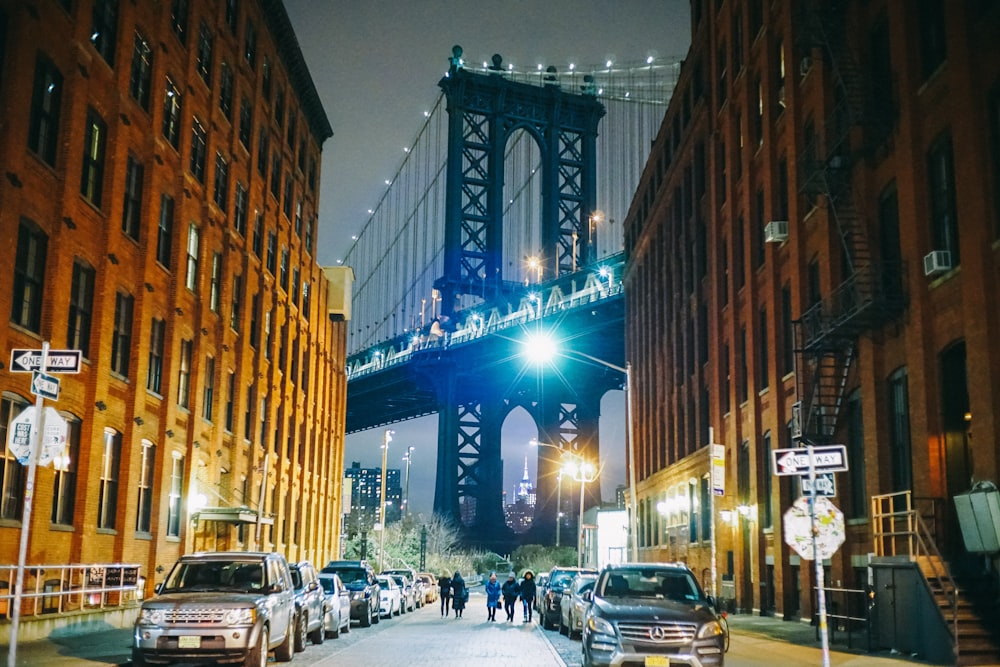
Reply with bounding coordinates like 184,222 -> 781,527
177,636 -> 201,649
644,657 -> 670,667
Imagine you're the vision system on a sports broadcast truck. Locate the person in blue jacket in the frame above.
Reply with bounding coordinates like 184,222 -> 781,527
484,572 -> 501,621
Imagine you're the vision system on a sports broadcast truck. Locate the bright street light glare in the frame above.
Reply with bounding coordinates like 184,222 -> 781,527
522,332 -> 558,365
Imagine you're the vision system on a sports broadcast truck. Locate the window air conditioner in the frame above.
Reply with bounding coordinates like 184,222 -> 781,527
764,220 -> 789,243
923,250 -> 952,276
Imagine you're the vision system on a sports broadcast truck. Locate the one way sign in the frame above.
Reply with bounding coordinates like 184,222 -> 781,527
772,444 -> 848,476
9,348 -> 82,373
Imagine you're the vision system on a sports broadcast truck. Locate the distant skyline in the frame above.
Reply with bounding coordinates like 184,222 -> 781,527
283,1 -> 692,515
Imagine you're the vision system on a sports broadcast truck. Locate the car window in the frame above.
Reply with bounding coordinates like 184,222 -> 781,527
599,569 -> 701,601
319,577 -> 336,594
325,567 -> 366,584
164,560 -> 265,592
290,568 -> 303,589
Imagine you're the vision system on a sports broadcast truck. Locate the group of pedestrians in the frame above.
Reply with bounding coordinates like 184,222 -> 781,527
438,569 -> 537,623
484,570 -> 536,623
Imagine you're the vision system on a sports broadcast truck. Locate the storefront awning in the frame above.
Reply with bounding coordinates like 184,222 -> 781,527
192,506 -> 274,525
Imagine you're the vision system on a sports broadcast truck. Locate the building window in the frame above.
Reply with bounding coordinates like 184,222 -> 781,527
758,307 -> 769,390
234,183 -> 248,236
249,293 -> 260,349
90,0 -> 118,66
291,268 -> 300,307
732,8 -> 744,74
760,431 -> 773,528
700,476 -> 711,539
846,389 -> 867,518
252,211 -> 263,257
225,371 -> 236,432
266,232 -> 277,274
239,98 -> 252,148
927,130 -> 959,264
257,127 -> 269,179
203,356 -> 215,422
688,481 -> 698,542
136,440 -> 155,533
781,284 -> 794,375
244,385 -> 255,440
50,417 -> 79,526
219,61 -> 233,118
12,219 -> 47,332
734,215 -> 745,288
279,246 -> 289,292
738,325 -> 748,403
209,252 -> 222,312
264,311 -> 272,360
308,157 -> 317,192
190,117 -> 207,182
244,20 -> 256,68
97,429 -> 121,530
80,108 -> 107,206
214,152 -> 229,213
111,292 -> 133,377
67,261 -> 95,357
121,154 -> 144,240
887,368 -> 912,493
170,0 -> 188,43
157,193 -> 174,268
270,155 -> 281,198
0,395 -> 29,520
302,282 -> 310,321
178,339 -> 192,409
305,217 -> 314,255
128,32 -> 153,111
262,57 -> 271,99
29,55 -> 62,165
275,88 -> 285,127
991,84 -> 1000,239
753,187 -> 765,268
918,0 -> 946,80
753,75 -> 764,148
231,273 -> 243,331
225,0 -> 238,33
195,21 -> 212,85
185,224 -> 199,291
295,199 -> 303,236
147,318 -> 165,394
167,454 -> 184,537
807,258 -> 821,307
162,78 -> 182,148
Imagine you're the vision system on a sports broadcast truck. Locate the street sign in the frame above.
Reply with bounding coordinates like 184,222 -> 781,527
31,372 -> 60,400
772,444 -> 848,476
711,443 -> 725,496
800,472 -> 837,497
8,407 -> 34,463
9,348 -> 82,373
783,495 -> 846,560
5,406 -> 68,466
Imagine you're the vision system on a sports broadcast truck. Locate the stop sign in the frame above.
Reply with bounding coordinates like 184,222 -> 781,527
783,495 -> 845,560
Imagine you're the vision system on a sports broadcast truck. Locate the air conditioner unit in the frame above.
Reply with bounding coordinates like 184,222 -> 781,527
923,250 -> 952,276
800,56 -> 813,76
764,220 -> 789,243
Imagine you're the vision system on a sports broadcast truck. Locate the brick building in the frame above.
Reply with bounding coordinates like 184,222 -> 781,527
624,0 -> 1000,632
0,0 -> 350,601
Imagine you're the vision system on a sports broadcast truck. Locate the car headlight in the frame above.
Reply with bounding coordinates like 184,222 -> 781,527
138,607 -> 165,626
586,615 -> 616,637
697,620 -> 723,639
223,608 -> 256,625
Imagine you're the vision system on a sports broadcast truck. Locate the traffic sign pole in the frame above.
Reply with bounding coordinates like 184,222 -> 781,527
8,342 -> 49,667
808,444 -> 831,667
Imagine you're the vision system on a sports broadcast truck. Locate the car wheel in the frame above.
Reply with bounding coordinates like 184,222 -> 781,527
400,599 -> 406,614
309,613 -> 324,645
326,614 -> 340,640
559,616 -> 568,635
244,626 -> 266,667
274,618 -> 294,663
294,612 -> 308,652
542,612 -> 553,630
131,648 -> 146,667
372,602 -> 381,623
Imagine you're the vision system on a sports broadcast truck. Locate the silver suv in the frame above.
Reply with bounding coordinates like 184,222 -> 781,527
132,551 -> 296,667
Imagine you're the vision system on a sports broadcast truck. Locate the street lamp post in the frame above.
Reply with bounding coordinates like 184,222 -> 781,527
568,460 -> 597,568
402,446 -> 414,517
556,469 -> 563,547
378,429 -> 393,571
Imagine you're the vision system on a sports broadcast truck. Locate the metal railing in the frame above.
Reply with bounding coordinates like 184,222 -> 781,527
0,563 -> 142,619
812,585 -> 873,651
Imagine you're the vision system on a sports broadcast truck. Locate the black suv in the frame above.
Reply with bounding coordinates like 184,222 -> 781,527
581,562 -> 725,667
322,560 -> 381,627
541,566 -> 598,630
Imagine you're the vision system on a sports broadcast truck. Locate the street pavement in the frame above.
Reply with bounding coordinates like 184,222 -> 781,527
2,592 -> 990,667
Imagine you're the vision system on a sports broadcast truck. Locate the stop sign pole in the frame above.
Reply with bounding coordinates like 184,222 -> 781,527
807,443 -> 832,667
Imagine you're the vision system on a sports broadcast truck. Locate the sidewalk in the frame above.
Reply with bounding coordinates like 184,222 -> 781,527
0,623 -> 133,666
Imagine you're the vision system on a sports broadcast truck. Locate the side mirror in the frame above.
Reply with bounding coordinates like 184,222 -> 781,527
582,590 -> 592,602
706,595 -> 718,611
154,582 -> 163,594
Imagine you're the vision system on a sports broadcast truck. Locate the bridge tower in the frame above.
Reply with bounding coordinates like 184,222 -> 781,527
429,47 -> 608,542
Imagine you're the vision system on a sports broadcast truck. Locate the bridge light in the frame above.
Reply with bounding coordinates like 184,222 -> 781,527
522,332 -> 558,366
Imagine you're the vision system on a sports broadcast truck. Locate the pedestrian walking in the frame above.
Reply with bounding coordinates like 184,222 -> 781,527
501,571 -> 520,622
484,572 -> 501,621
451,571 -> 467,618
519,570 -> 537,623
439,572 -> 452,617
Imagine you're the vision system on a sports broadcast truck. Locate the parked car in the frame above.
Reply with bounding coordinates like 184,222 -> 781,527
581,562 -> 725,667
559,573 -> 597,638
133,551 -> 296,666
390,574 -> 419,612
377,574 -> 402,617
289,561 -> 325,650
322,560 -> 381,627
541,566 -> 598,630
533,572 -> 550,615
318,572 -> 351,638
417,573 -> 438,604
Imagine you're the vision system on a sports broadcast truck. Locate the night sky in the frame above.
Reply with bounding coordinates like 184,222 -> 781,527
283,0 -> 692,516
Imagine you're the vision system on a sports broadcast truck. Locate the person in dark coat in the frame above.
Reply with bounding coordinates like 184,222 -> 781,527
501,571 -> 520,622
451,571 -> 467,618
484,572 -> 501,621
519,570 -> 537,623
438,573 -> 452,617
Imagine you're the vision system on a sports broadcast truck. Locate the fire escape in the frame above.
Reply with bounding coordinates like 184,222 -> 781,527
793,1 -> 905,442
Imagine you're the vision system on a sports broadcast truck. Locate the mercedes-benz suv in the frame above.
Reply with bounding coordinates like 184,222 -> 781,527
581,562 -> 725,667
132,551 -> 296,666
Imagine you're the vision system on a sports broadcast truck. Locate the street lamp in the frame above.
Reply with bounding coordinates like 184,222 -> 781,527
530,438 -> 569,546
402,446 -> 414,517
522,333 -> 638,562
565,458 -> 597,567
378,429 -> 393,571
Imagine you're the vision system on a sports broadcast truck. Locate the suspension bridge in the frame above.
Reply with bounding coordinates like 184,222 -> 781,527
340,47 -> 679,545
